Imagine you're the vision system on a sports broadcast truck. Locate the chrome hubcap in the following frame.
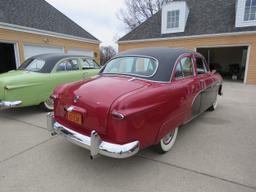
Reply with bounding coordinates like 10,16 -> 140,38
44,97 -> 54,110
162,129 -> 175,145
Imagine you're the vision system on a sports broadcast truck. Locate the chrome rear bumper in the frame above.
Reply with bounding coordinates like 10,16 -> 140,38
47,113 -> 140,159
0,100 -> 22,109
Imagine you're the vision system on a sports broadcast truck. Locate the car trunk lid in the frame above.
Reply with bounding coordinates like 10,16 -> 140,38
56,76 -> 146,135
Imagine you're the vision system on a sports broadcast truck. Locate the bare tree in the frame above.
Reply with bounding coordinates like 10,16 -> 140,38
118,0 -> 169,30
100,46 -> 117,65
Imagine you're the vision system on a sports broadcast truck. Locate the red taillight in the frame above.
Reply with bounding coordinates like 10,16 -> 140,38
50,94 -> 58,100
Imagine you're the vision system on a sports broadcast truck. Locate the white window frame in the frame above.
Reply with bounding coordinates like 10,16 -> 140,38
244,0 -> 256,21
161,1 -> 189,34
167,10 -> 180,29
236,0 -> 256,27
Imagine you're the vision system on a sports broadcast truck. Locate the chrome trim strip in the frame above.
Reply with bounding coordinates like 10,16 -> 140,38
100,74 -> 170,84
0,100 -> 22,109
47,113 -> 140,159
112,111 -> 125,120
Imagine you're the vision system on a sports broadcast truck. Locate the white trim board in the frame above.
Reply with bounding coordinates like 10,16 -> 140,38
244,45 -> 251,84
0,22 -> 101,44
118,31 -> 256,44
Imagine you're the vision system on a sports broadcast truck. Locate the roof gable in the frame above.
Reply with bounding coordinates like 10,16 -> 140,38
119,0 -> 256,42
0,0 -> 99,41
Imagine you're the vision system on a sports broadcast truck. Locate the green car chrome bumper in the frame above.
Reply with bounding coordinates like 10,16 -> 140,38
0,100 -> 22,109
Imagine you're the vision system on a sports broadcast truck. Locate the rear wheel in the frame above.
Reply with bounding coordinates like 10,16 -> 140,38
208,96 -> 218,111
155,127 -> 178,154
40,97 -> 54,111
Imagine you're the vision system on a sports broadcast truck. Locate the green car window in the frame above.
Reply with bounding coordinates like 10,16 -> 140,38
56,59 -> 80,72
24,59 -> 46,72
81,58 -> 100,69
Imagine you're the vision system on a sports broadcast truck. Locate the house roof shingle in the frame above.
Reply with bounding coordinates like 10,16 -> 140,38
0,0 -> 99,41
119,0 -> 256,42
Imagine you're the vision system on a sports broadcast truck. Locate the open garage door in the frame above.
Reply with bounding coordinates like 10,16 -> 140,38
0,42 -> 17,74
197,46 -> 248,82
24,44 -> 64,60
67,48 -> 94,58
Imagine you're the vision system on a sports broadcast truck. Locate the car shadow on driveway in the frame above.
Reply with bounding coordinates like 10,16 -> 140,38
0,106 -> 45,116
0,106 -> 48,129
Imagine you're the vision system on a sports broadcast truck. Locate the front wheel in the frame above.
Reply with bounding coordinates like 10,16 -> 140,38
39,97 -> 54,111
155,127 -> 178,154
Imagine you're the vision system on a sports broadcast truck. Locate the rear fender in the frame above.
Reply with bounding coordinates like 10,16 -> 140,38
154,113 -> 183,145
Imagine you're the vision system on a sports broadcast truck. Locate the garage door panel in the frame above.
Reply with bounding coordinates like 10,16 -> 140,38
67,48 -> 93,57
24,44 -> 64,60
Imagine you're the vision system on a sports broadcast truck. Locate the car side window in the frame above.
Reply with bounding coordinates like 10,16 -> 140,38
174,57 -> 194,79
56,59 -> 79,72
196,57 -> 207,75
81,58 -> 100,69
175,63 -> 183,78
180,57 -> 194,77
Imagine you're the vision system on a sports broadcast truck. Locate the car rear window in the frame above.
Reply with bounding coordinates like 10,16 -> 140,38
102,56 -> 158,78
19,59 -> 46,72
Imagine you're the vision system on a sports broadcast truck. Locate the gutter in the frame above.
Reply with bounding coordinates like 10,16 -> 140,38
0,22 -> 101,44
118,31 -> 256,44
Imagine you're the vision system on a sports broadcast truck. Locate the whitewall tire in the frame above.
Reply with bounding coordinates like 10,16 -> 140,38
40,97 -> 54,111
208,96 -> 218,111
155,127 -> 178,154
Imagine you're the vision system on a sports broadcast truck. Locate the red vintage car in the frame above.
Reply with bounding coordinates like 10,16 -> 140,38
47,48 -> 223,159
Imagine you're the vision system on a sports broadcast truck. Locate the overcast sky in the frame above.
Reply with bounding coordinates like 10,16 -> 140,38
45,0 -> 126,49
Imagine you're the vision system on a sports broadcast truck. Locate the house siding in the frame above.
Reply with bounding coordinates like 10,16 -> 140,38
119,34 -> 256,85
0,28 -> 100,64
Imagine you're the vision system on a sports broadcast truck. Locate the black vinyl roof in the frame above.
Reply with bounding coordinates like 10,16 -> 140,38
19,53 -> 90,73
0,0 -> 99,41
119,0 -> 256,42
108,47 -> 194,82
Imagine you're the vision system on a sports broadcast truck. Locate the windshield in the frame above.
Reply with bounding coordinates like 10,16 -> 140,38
102,57 -> 158,78
19,58 -> 46,72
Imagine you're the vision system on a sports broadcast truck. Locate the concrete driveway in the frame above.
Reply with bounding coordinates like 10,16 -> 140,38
0,82 -> 256,192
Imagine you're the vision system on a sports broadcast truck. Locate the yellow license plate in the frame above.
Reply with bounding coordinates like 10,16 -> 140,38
67,111 -> 83,125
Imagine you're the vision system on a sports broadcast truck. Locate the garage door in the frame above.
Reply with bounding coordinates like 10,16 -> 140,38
197,46 -> 248,82
67,48 -> 94,58
24,44 -> 64,60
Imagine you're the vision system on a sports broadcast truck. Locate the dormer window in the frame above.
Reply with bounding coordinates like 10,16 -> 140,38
161,1 -> 189,34
167,10 -> 180,29
236,0 -> 256,27
244,0 -> 256,21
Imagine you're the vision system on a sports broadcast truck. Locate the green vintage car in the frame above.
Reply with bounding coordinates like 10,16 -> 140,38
0,54 -> 100,111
